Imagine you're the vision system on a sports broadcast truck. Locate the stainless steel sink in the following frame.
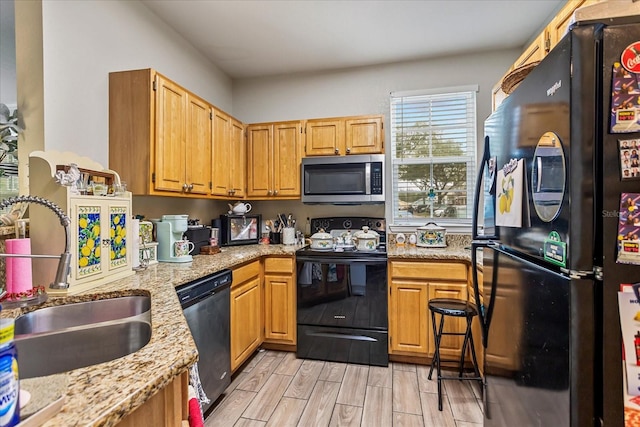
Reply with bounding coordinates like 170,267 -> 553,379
13,295 -> 152,379
15,295 -> 151,335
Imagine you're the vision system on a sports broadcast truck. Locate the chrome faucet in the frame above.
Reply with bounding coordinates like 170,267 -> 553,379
0,195 -> 71,289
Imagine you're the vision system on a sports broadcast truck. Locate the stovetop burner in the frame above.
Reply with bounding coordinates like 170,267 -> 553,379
297,217 -> 387,258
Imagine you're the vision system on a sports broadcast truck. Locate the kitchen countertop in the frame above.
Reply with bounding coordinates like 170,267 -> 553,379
8,238 -> 479,426
4,243 -> 299,427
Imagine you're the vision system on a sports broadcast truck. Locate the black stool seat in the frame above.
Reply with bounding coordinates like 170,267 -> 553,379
428,298 -> 483,411
428,298 -> 478,317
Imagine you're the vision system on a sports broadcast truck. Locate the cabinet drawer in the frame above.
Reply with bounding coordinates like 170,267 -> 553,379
264,257 -> 293,274
232,260 -> 260,286
390,261 -> 467,281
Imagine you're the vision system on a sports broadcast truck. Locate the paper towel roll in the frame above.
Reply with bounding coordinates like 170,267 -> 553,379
6,238 -> 33,294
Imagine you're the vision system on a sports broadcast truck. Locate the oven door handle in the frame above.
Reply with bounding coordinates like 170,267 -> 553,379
296,256 -> 386,264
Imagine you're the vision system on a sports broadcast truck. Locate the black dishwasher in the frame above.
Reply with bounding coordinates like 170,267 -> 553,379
176,269 -> 232,414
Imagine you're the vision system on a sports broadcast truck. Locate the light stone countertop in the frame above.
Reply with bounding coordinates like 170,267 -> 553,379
6,243 -> 299,427
10,238 -> 481,426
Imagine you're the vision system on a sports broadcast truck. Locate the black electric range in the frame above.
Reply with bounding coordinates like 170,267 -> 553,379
295,217 -> 388,367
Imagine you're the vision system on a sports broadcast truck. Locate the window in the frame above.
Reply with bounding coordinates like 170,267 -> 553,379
390,86 -> 477,227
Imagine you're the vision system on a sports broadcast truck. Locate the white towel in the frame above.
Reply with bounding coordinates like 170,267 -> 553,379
189,362 -> 211,407
299,262 -> 312,285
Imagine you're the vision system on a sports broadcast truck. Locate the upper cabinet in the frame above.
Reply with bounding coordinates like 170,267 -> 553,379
305,114 -> 384,156
246,121 -> 303,199
109,69 -> 213,197
492,0 -> 599,111
212,108 -> 245,198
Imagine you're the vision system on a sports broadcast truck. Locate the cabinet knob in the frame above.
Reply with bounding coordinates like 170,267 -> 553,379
102,239 -> 111,246
182,183 -> 188,191
273,190 -> 278,196
188,184 -> 194,191
267,190 -> 273,196
230,188 -> 236,195
335,148 -> 340,154
346,148 -> 351,154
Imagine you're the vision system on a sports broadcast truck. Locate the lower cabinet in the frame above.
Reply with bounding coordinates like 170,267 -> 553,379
117,370 -> 188,427
263,256 -> 296,345
388,260 -> 468,360
230,260 -> 262,372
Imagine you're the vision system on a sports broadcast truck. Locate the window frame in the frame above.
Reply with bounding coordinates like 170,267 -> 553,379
387,85 -> 478,233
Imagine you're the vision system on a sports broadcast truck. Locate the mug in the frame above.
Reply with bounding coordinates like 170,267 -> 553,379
174,239 -> 195,257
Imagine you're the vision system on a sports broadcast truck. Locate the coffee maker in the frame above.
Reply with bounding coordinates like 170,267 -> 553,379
156,214 -> 192,263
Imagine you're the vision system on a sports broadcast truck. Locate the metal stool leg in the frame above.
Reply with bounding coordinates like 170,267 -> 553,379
428,312 -> 446,411
428,309 -> 438,380
458,315 -> 473,378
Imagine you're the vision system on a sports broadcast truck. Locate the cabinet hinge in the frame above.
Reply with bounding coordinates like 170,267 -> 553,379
152,172 -> 156,183
210,112 -> 213,120
209,181 -> 212,190
544,36 -> 551,53
152,80 -> 157,91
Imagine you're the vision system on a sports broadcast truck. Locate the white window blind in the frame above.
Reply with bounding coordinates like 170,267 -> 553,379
390,87 -> 477,225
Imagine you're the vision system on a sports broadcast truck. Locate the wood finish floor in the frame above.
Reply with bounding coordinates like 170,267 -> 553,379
205,350 -> 483,427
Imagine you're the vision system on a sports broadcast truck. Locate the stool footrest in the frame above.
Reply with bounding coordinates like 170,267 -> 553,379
438,375 -> 482,381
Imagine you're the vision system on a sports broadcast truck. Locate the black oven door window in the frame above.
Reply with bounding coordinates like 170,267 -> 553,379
296,260 -> 388,330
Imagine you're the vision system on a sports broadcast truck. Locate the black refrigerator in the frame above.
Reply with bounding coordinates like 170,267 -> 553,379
472,17 -> 640,427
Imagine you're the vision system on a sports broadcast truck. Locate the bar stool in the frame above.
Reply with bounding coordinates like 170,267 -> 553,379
427,298 -> 482,411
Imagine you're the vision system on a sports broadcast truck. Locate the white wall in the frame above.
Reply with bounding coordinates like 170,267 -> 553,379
38,0 -> 232,167
0,0 -> 16,106
232,50 -> 520,229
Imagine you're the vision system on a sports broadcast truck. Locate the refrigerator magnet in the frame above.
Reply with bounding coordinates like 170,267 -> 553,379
543,231 -> 566,267
610,57 -> 640,133
617,192 -> 640,265
495,158 -> 524,228
619,139 -> 640,180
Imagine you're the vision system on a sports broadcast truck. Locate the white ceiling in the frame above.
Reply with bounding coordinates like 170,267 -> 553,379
141,0 -> 565,80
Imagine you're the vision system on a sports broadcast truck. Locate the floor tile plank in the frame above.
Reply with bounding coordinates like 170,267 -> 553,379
235,418 -> 267,427
361,385 -> 392,427
284,359 -> 325,399
328,404 -> 362,427
274,352 -> 304,376
443,379 -> 483,423
297,380 -> 340,427
393,362 -> 417,372
206,389 -> 257,427
237,355 -> 281,393
420,392 -> 456,427
265,397 -> 307,427
392,369 -> 422,415
393,412 -> 425,427
242,373 -> 293,422
415,364 -> 440,394
368,365 -> 393,388
318,362 -> 347,383
336,365 -> 370,407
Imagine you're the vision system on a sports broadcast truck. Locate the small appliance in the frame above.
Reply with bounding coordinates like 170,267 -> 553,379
301,154 -> 384,204
183,226 -> 212,255
219,214 -> 261,246
156,214 -> 192,262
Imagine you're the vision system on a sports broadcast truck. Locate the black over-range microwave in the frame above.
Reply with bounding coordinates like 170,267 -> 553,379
301,154 -> 385,204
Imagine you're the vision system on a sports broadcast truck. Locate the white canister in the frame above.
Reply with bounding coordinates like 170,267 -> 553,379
283,227 -> 296,245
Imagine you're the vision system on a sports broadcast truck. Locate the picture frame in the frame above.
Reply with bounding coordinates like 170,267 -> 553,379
619,139 -> 640,181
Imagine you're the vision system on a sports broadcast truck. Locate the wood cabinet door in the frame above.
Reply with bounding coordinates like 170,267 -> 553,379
211,109 -> 231,196
230,118 -> 246,198
427,282 -> 468,359
264,273 -> 295,343
547,0 -> 597,48
185,94 -> 211,195
345,115 -> 383,154
513,30 -> 547,69
154,74 -> 186,192
246,124 -> 273,197
389,280 -> 428,355
305,119 -> 344,156
273,121 -> 302,197
230,276 -> 262,372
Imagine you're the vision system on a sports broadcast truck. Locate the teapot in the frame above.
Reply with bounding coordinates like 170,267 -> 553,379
228,202 -> 252,215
